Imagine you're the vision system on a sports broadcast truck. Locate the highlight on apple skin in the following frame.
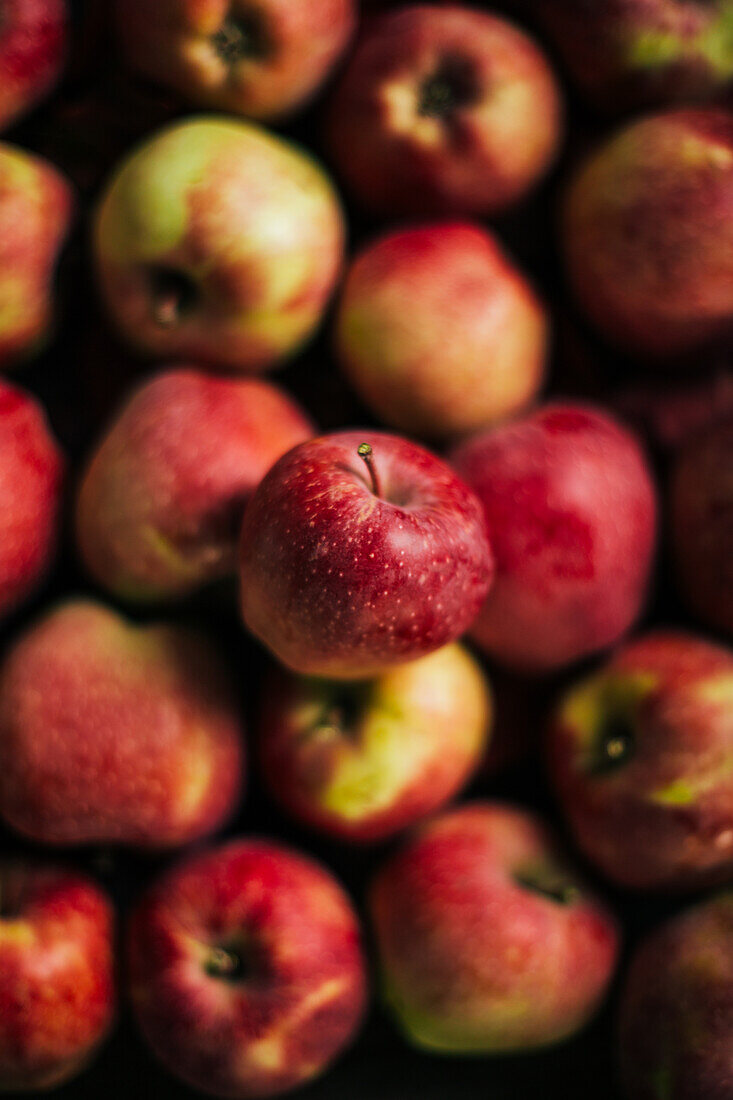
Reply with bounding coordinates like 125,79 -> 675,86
128,838 -> 368,1099
0,379 -> 63,621
76,366 -> 314,603
619,892 -> 733,1100
548,630 -> 733,892
451,403 -> 657,673
335,221 -> 548,440
563,108 -> 733,363
0,0 -> 68,132
0,859 -> 115,1091
239,430 -> 494,680
115,0 -> 356,121
259,642 -> 492,844
325,4 -> 563,217
93,116 -> 345,373
0,599 -> 244,849
0,142 -> 73,368
370,801 -> 619,1054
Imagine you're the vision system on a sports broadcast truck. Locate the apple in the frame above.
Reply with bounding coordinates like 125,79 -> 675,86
128,837 -> 367,1098
612,370 -> 733,455
0,859 -> 115,1091
93,115 -> 344,373
239,429 -> 493,679
370,801 -> 619,1053
76,366 -> 314,602
0,142 -> 73,367
335,221 -> 547,440
532,0 -> 733,114
0,379 -> 63,619
451,403 -> 657,672
0,0 -> 68,132
563,108 -> 733,362
0,599 -> 244,848
548,630 -> 733,892
671,417 -> 733,640
260,641 -> 491,843
115,0 -> 355,121
325,4 -> 563,217
619,892 -> 733,1100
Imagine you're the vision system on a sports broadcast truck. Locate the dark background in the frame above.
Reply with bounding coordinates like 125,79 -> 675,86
1,2 -> 729,1098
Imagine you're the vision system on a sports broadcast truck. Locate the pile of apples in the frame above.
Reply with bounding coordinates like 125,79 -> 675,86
0,2 -> 733,1099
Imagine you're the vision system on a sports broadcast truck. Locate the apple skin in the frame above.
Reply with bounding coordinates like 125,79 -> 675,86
0,599 -> 244,848
532,0 -> 733,114
671,418 -> 733,640
451,403 -> 657,673
76,367 -> 314,602
259,642 -> 492,843
0,379 -> 63,620
612,371 -> 733,456
0,860 -> 115,1091
548,631 -> 733,892
619,893 -> 733,1100
335,222 -> 547,440
128,838 -> 368,1099
0,0 -> 68,132
0,142 -> 73,367
325,5 -> 562,217
370,801 -> 619,1053
93,116 -> 344,373
239,429 -> 493,680
563,108 -> 733,362
115,0 -> 355,121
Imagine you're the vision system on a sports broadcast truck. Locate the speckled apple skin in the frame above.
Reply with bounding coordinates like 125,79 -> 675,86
370,802 -> 619,1053
563,108 -> 733,361
671,418 -> 733,639
549,631 -> 733,892
451,403 -> 657,672
116,0 -> 355,121
533,0 -> 733,113
335,221 -> 547,439
0,379 -> 63,619
76,367 -> 314,602
259,642 -> 492,843
94,116 -> 344,372
0,861 -> 115,1091
326,5 -> 562,216
128,838 -> 367,1099
620,893 -> 733,1100
0,0 -> 67,132
0,600 -> 244,848
239,430 -> 493,679
0,143 -> 72,366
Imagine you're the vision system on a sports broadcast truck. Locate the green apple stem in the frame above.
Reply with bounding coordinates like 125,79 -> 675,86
358,443 -> 382,498
206,945 -> 245,982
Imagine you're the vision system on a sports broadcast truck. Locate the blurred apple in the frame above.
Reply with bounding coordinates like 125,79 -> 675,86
0,0 -> 68,132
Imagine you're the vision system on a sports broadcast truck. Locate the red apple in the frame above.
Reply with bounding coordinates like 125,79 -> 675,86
370,801 -> 619,1053
0,142 -> 73,367
115,0 -> 355,121
0,0 -> 68,132
548,631 -> 733,891
671,417 -> 733,640
76,367 -> 314,602
335,221 -> 548,440
0,379 -> 63,619
325,5 -> 563,216
128,838 -> 367,1098
93,116 -> 344,373
260,641 -> 491,843
451,403 -> 657,672
563,108 -> 733,362
239,429 -> 493,679
619,893 -> 733,1100
0,599 -> 244,848
0,860 -> 115,1090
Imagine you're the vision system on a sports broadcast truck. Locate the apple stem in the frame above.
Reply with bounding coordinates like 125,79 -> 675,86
206,945 -> 244,981
357,443 -> 381,498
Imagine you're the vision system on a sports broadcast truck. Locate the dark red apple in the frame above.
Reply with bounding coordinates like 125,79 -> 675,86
0,0 -> 68,132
